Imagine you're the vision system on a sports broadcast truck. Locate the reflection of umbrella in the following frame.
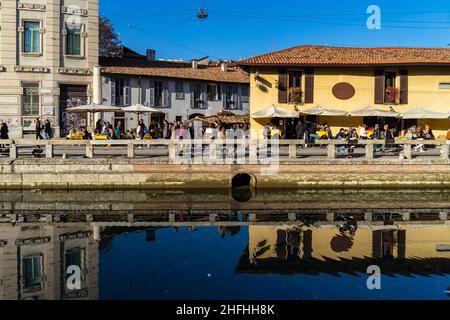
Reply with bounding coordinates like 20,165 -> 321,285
251,105 -> 299,119
330,234 -> 354,253
301,106 -> 348,116
400,106 -> 450,119
121,104 -> 162,120
350,106 -> 400,117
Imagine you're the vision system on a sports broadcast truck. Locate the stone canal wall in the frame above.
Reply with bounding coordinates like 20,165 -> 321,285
1,158 -> 450,189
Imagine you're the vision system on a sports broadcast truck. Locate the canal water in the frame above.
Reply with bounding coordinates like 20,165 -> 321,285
0,189 -> 449,300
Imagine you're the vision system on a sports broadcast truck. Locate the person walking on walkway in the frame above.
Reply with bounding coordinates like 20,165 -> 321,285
35,118 -> 42,140
43,119 -> 52,140
295,120 -> 305,140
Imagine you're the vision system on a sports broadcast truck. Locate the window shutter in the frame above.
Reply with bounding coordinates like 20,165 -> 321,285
278,69 -> 288,103
201,84 -> 207,106
397,230 -> 406,259
400,70 -> 408,104
222,86 -> 227,108
374,69 -> 384,104
304,68 -> 314,103
163,81 -> 171,107
190,84 -> 195,108
149,81 -> 155,107
111,79 -> 116,105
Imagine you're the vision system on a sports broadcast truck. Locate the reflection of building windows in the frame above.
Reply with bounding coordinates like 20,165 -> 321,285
66,26 -> 81,56
23,255 -> 43,289
65,249 -> 84,270
22,83 -> 40,116
23,21 -> 41,54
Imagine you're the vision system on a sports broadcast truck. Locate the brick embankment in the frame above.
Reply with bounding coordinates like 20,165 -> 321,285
0,159 -> 450,189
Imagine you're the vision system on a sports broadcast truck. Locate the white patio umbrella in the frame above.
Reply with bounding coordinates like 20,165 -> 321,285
251,105 -> 299,119
66,103 -> 121,114
400,106 -> 450,119
300,106 -> 349,116
121,104 -> 162,120
66,103 -> 121,127
350,106 -> 400,118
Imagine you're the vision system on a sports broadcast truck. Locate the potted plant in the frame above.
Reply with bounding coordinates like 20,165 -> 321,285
385,87 -> 400,104
289,87 -> 303,105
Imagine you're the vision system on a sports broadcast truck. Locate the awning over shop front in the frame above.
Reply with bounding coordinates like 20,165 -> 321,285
349,106 -> 400,118
400,106 -> 450,119
251,105 -> 299,119
300,106 -> 348,116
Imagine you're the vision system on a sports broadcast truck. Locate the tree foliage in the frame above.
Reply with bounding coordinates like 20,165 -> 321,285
99,16 -> 122,57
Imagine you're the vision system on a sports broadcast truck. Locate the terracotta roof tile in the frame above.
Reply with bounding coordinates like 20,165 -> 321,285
101,60 -> 249,84
239,45 -> 450,66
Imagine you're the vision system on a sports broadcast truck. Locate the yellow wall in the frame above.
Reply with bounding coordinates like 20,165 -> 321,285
248,225 -> 450,262
249,66 -> 450,137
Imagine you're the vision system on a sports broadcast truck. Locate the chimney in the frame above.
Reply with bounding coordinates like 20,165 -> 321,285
192,60 -> 198,69
221,62 -> 228,72
146,49 -> 156,62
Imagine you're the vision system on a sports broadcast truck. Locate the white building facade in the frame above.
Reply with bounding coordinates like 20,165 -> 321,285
99,52 -> 250,130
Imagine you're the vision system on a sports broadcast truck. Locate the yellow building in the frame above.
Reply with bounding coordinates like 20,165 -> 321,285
239,45 -> 450,138
236,225 -> 450,276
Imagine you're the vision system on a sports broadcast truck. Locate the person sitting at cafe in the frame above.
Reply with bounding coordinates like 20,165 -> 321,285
270,126 -> 282,139
323,123 -> 333,140
358,124 -> 367,140
81,127 -> 92,140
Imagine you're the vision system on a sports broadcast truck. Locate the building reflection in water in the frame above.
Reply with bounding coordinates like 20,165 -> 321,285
0,210 -> 449,299
0,225 -> 99,300
237,224 -> 450,277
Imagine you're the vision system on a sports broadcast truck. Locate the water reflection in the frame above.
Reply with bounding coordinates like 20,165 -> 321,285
0,189 -> 449,300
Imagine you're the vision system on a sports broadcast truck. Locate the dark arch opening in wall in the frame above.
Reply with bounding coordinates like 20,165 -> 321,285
231,173 -> 254,203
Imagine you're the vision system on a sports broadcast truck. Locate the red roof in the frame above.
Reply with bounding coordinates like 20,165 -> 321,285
238,45 -> 450,66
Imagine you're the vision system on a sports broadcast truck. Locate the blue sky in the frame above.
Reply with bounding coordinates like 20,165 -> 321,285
100,0 -> 450,61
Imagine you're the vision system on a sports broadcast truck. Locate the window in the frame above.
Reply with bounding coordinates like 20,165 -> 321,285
384,72 -> 397,104
154,81 -> 163,107
207,84 -> 219,101
23,21 -> 41,54
65,250 -> 83,270
288,71 -> 302,103
192,84 -> 203,108
112,78 -> 130,106
439,83 -> 450,89
175,81 -> 184,100
66,26 -> 81,56
23,255 -> 42,288
224,86 -> 237,109
22,83 -> 40,116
